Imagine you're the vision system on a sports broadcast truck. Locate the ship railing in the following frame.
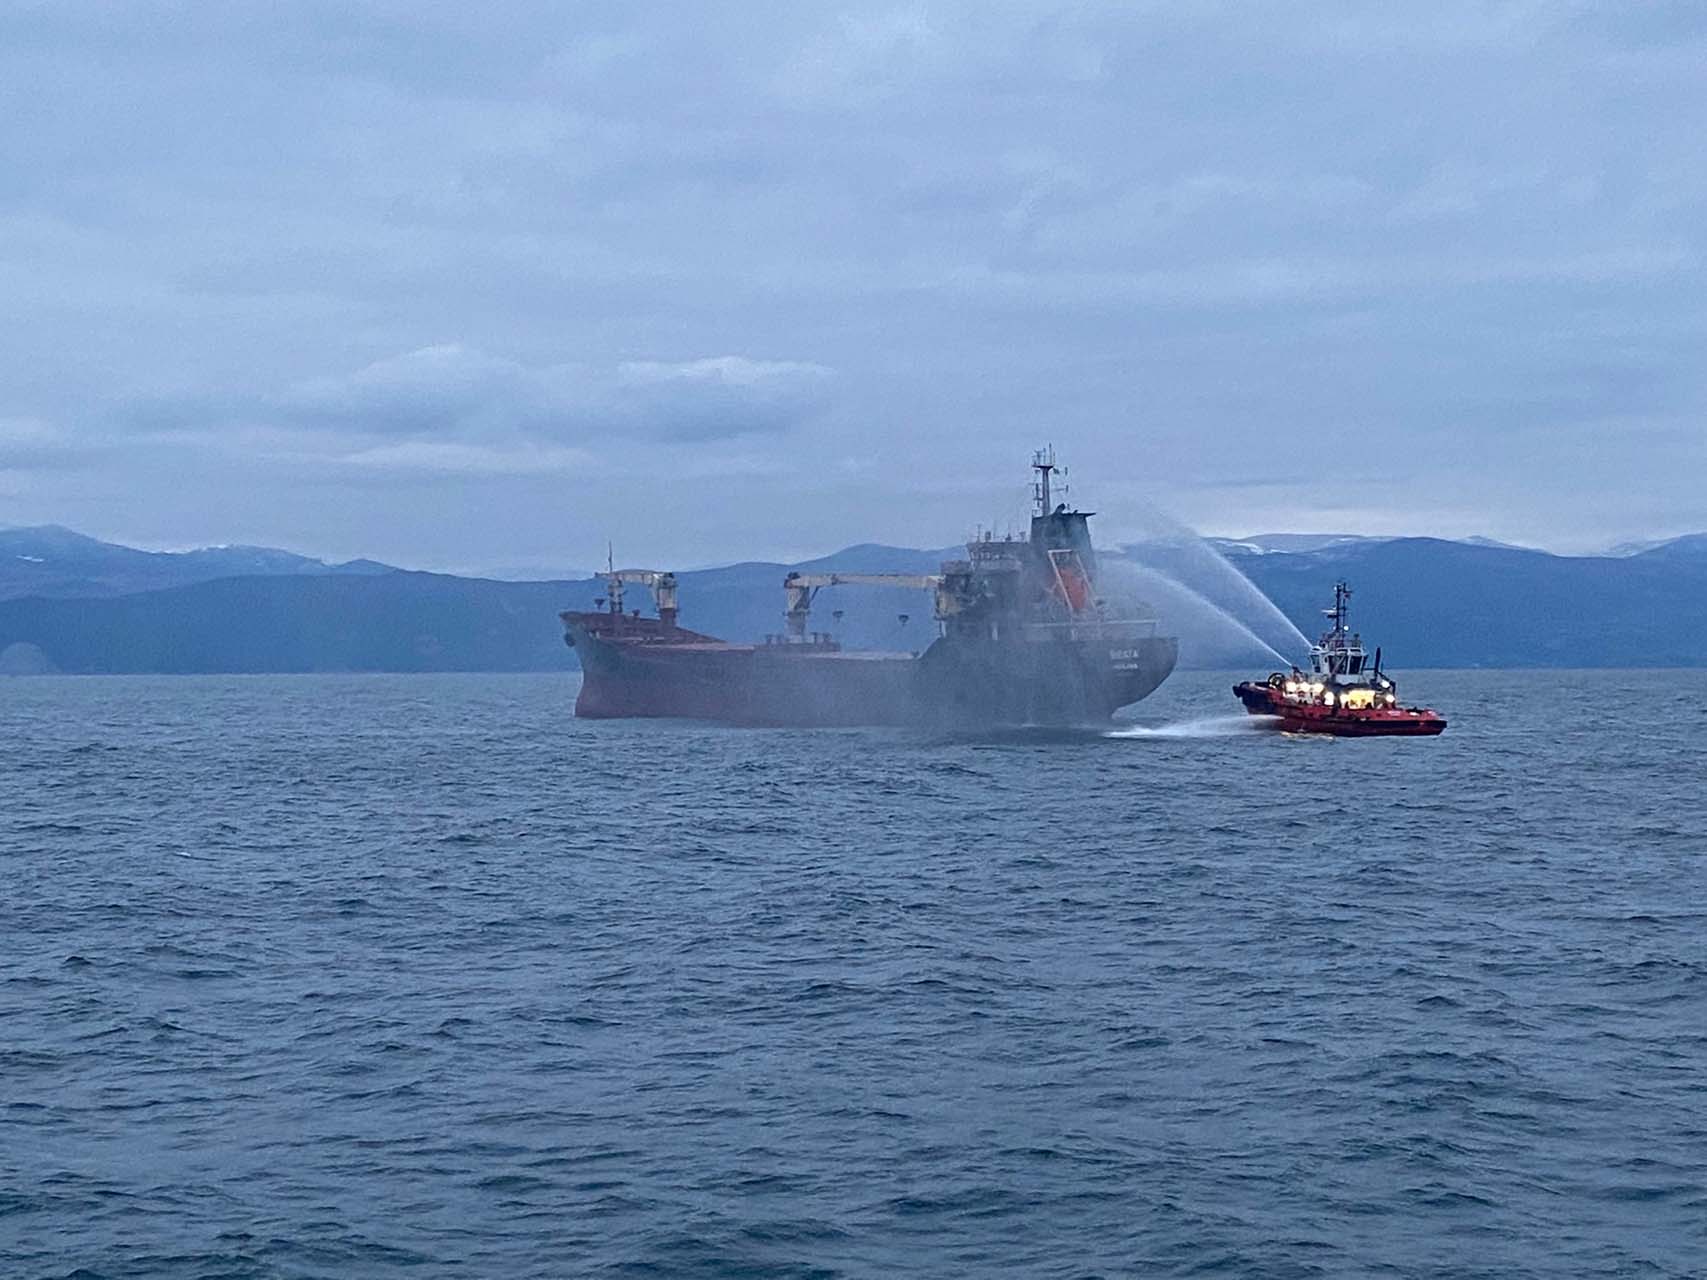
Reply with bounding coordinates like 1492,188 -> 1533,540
1022,618 -> 1158,641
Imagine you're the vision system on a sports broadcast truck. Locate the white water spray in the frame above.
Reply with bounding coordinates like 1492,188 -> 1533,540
1105,714 -> 1274,739
1105,501 -> 1311,657
1100,560 -> 1292,668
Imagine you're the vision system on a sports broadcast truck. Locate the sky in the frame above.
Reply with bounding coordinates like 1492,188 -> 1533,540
2,1 -> 1704,572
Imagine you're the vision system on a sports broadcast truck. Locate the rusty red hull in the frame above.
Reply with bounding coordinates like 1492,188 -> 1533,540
566,613 -> 1178,728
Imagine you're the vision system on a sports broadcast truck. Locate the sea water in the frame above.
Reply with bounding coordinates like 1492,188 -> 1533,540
3,670 -> 1704,1278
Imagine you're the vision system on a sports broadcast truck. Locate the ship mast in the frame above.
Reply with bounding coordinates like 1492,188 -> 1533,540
605,542 -> 622,615
1032,446 -> 1058,515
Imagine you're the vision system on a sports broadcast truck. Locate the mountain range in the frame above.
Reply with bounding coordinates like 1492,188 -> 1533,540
1,524 -> 1704,674
0,524 -> 394,600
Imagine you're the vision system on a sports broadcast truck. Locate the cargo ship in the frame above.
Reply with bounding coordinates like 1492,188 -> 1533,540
561,451 -> 1178,727
1233,582 -> 1446,736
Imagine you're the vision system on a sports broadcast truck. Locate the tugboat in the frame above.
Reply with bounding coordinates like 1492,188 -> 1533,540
1233,582 -> 1446,736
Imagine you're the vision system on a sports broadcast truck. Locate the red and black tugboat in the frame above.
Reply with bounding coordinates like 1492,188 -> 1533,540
1233,582 -> 1446,736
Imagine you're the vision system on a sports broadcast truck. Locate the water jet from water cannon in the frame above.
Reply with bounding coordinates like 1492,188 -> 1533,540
1099,560 -> 1291,669
1096,496 -> 1311,658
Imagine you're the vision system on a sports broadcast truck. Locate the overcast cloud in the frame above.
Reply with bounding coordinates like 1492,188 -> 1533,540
1,1 -> 1703,569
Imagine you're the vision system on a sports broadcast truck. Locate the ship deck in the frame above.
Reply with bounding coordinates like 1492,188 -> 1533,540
626,642 -> 917,661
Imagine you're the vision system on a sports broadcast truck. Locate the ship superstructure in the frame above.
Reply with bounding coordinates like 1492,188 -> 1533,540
560,451 -> 1179,727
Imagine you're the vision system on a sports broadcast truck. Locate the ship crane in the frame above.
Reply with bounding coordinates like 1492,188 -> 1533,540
603,568 -> 679,628
782,571 -> 944,640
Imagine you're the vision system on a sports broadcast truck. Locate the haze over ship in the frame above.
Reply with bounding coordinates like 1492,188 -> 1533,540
561,452 -> 1179,727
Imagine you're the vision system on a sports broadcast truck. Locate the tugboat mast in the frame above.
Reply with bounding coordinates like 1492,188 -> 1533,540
1324,580 -> 1352,638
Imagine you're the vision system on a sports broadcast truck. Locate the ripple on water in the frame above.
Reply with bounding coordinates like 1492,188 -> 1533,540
1,670 -> 1704,1278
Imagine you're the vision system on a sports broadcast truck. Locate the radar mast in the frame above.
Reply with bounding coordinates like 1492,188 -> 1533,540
1032,447 -> 1058,515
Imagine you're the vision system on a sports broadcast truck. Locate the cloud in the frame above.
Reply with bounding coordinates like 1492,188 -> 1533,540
126,345 -> 835,448
290,345 -> 831,443
338,439 -> 594,475
2,3 -> 1707,564
281,345 -> 546,436
0,417 -> 100,470
613,356 -> 833,440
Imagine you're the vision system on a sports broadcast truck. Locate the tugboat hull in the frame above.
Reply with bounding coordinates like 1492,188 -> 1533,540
1233,681 -> 1446,737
